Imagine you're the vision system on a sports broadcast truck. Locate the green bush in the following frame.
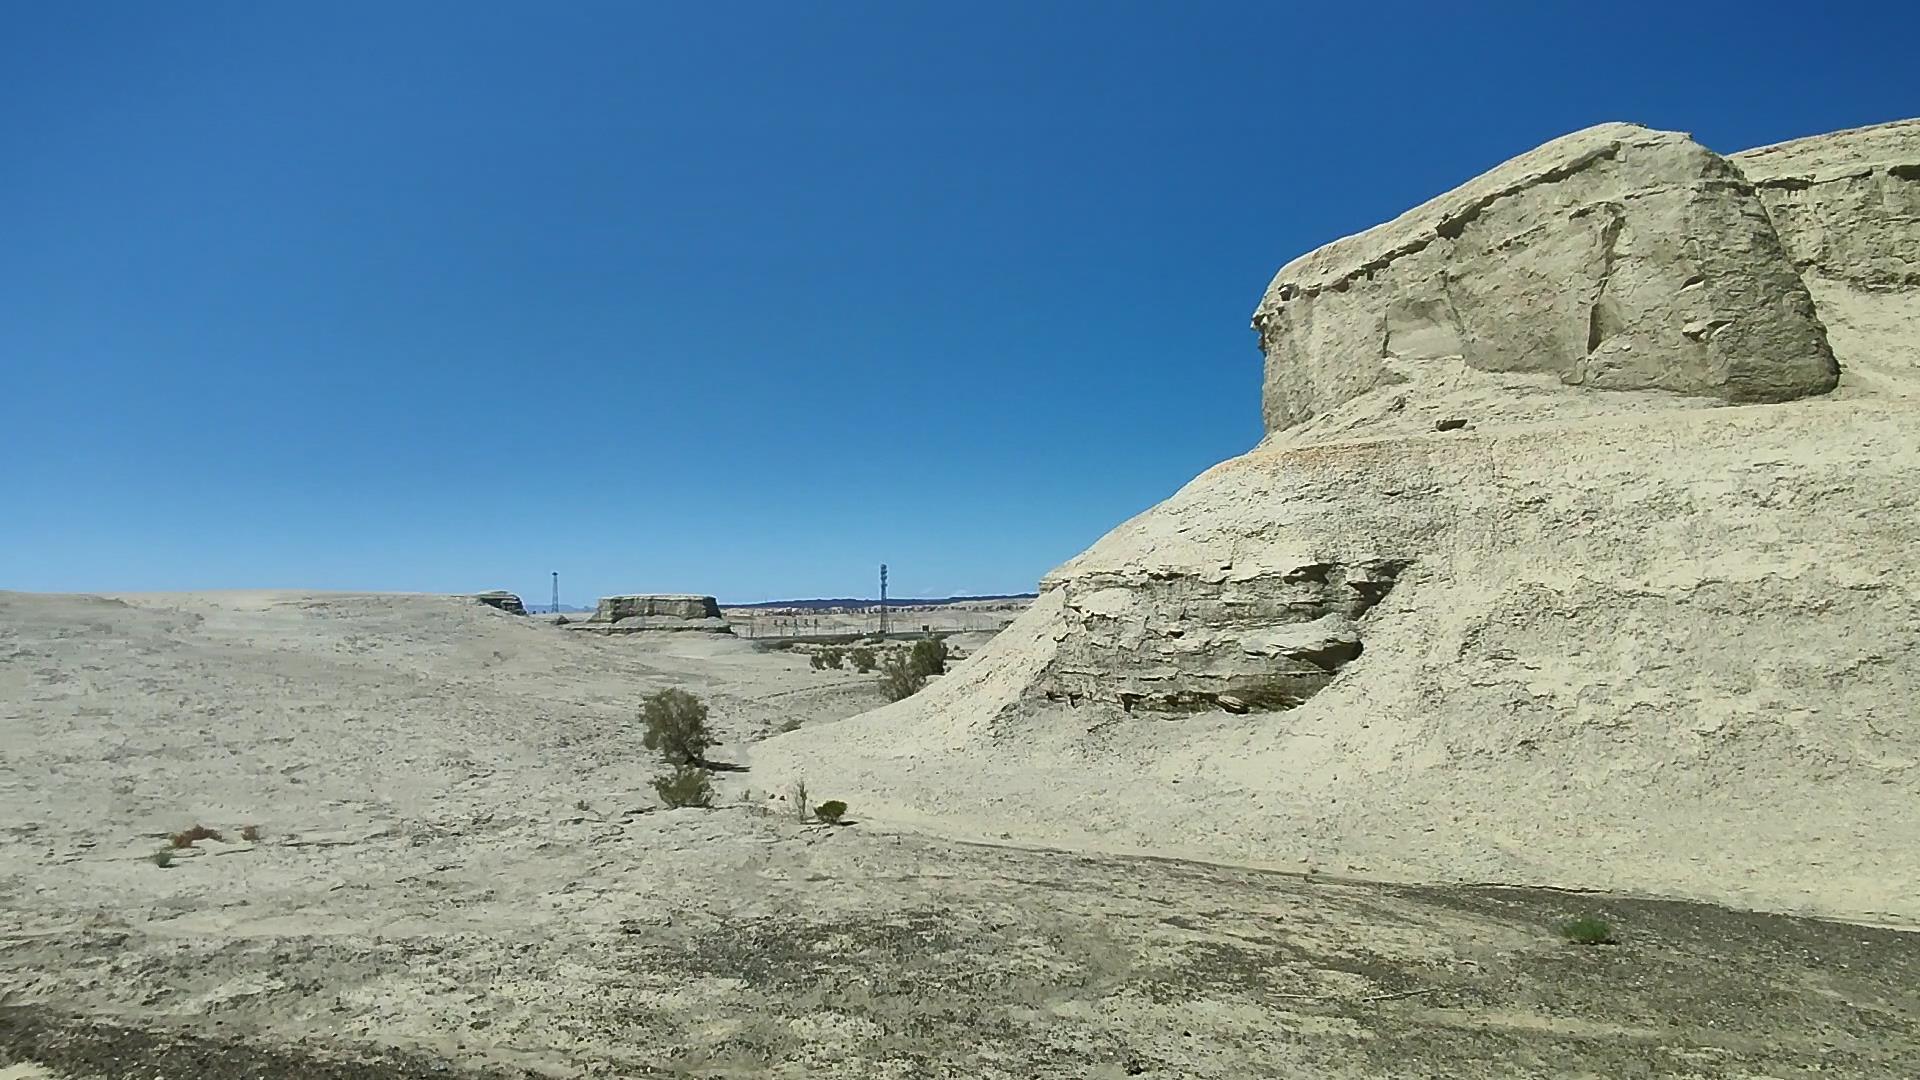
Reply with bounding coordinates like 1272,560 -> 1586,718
814,800 -> 848,825
1558,916 -> 1616,945
879,652 -> 927,702
908,636 -> 948,678
849,646 -> 876,673
641,688 -> 713,766
652,766 -> 715,808
150,849 -> 174,868
811,647 -> 845,671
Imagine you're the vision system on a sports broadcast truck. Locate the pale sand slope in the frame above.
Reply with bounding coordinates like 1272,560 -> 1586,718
0,590 -> 877,879
756,394 -> 1920,925
4,590 -> 1920,1078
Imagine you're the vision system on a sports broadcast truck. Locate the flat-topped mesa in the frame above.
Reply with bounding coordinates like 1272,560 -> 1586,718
1252,122 -> 1839,434
572,594 -> 732,634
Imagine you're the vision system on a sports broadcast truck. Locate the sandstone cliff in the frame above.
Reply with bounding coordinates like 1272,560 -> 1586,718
758,119 -> 1920,925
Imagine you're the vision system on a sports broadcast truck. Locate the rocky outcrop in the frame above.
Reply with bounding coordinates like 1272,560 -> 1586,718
1734,118 -> 1920,290
1253,123 -> 1838,433
760,119 -> 1920,925
472,591 -> 526,616
571,594 -> 732,634
1733,120 -> 1920,391
1038,558 -> 1408,712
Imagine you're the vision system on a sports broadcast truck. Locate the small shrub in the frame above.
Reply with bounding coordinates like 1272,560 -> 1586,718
238,824 -> 261,843
641,688 -> 713,766
168,824 -> 223,849
879,653 -> 927,702
777,718 -> 803,733
789,779 -> 810,821
849,647 -> 876,673
907,636 -> 948,678
150,849 -> 174,868
652,766 -> 715,808
1558,916 -> 1616,945
814,800 -> 848,825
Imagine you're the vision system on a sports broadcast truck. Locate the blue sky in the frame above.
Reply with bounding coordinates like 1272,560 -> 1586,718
3,2 -> 1913,603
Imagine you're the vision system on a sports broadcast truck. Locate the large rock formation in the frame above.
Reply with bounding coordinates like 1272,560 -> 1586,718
571,594 -> 732,634
760,120 -> 1920,925
1254,123 -> 1838,434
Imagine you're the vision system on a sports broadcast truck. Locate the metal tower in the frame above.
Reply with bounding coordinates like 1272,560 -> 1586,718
879,563 -> 889,637
551,571 -> 559,615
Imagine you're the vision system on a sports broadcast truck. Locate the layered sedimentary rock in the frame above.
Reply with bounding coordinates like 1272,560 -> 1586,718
571,594 -> 732,634
1254,123 -> 1838,433
760,120 -> 1920,924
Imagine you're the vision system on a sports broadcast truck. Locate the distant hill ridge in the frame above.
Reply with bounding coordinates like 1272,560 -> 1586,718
724,593 -> 1036,610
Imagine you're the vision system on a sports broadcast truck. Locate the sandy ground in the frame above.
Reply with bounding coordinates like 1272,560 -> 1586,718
4,591 -> 1920,1078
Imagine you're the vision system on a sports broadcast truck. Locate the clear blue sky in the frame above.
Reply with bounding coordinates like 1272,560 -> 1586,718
4,2 -> 1913,603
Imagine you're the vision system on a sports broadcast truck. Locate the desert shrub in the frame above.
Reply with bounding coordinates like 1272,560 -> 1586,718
907,636 -> 948,678
239,824 -> 261,843
168,824 -> 223,849
652,766 -> 714,808
849,646 -> 876,673
878,653 -> 927,702
641,688 -> 713,766
777,717 -> 803,733
1558,916 -> 1616,945
814,800 -> 848,825
150,849 -> 174,868
810,647 -> 845,671
789,779 -> 811,821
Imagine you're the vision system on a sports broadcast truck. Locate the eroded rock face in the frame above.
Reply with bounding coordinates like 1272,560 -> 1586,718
1734,118 -> 1920,290
573,594 -> 732,634
1253,123 -> 1838,433
1039,559 -> 1407,712
1733,120 -> 1920,389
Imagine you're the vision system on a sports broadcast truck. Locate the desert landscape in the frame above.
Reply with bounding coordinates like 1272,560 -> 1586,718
6,116 -> 1920,1078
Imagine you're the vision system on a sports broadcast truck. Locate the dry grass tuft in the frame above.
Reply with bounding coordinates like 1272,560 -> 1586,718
168,824 -> 224,849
